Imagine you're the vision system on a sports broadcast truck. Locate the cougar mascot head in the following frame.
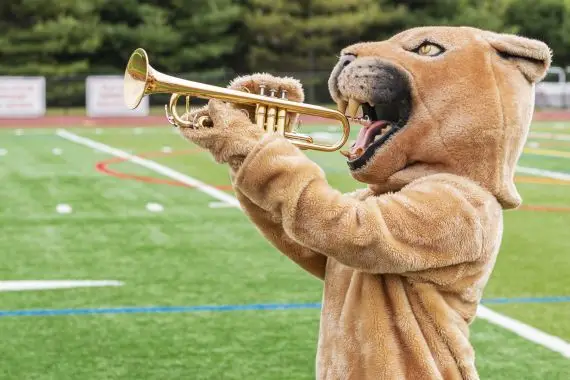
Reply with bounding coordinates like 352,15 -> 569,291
181,27 -> 551,379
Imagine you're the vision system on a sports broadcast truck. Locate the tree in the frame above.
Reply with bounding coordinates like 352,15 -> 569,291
244,0 -> 404,73
392,0 -> 511,33
243,0 -> 404,102
0,0 -> 103,76
166,0 -> 243,75
503,0 -> 570,66
91,0 -> 181,74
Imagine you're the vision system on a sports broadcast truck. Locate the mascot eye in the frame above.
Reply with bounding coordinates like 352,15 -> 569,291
414,42 -> 444,57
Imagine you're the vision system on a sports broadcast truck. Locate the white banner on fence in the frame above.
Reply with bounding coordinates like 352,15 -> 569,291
0,77 -> 46,118
86,75 -> 149,117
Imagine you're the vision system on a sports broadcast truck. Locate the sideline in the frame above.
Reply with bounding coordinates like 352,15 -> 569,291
477,306 -> 570,358
56,130 -> 570,358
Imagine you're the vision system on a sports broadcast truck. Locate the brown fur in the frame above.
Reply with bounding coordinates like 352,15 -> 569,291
180,27 -> 551,379
331,27 -> 551,209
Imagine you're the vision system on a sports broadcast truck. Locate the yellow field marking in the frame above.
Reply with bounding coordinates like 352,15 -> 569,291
524,147 -> 570,159
515,176 -> 570,185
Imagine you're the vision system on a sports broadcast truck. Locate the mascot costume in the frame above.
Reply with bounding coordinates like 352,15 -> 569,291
180,27 -> 551,379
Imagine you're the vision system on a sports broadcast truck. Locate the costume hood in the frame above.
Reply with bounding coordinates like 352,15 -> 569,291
328,26 -> 552,209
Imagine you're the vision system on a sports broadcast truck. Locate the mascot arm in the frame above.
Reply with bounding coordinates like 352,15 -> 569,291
233,135 -> 496,274
233,186 -> 327,279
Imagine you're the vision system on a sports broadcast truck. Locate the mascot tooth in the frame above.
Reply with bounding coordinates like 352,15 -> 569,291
181,27 -> 551,379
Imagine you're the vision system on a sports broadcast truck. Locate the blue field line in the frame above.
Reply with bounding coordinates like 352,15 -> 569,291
482,295 -> 570,304
0,296 -> 568,318
0,302 -> 322,318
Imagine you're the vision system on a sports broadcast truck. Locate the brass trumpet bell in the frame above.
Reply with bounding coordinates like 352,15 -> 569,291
124,48 -> 350,152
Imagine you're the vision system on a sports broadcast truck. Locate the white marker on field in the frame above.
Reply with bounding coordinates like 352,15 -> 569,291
56,204 -> 72,214
161,146 -> 173,153
477,305 -> 570,358
0,280 -> 123,292
517,166 -> 570,181
95,128 -> 103,135
0,148 -> 7,156
133,128 -> 142,135
15,129 -> 23,136
52,148 -> 62,155
146,202 -> 164,212
530,132 -> 570,141
209,201 -> 240,209
527,142 -> 540,148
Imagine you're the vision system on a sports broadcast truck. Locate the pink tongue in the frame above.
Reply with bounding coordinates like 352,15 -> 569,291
351,121 -> 390,154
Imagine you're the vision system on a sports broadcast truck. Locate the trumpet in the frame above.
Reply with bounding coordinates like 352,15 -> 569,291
123,48 -> 350,152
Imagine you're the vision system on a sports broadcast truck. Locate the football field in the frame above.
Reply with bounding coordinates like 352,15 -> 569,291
1,121 -> 569,379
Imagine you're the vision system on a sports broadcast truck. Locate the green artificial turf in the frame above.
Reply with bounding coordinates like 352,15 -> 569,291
0,123 -> 568,379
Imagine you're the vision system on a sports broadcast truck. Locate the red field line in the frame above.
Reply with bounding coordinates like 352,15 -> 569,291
96,150 -> 570,213
533,111 -> 570,121
94,149 -> 234,191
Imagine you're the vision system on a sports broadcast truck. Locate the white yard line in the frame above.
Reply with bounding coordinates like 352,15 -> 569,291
477,305 -> 570,358
56,129 -> 239,207
209,201 -> 241,209
58,129 -> 569,357
529,132 -> 570,141
516,166 -> 570,181
0,280 -> 123,292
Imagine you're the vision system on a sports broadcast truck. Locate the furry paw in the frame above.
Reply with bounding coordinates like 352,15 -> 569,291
179,100 -> 264,165
228,73 -> 305,103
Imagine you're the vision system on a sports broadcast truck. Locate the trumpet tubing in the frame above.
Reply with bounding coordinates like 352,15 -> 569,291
124,48 -> 350,152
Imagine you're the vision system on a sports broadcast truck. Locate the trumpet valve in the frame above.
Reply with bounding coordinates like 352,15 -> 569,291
255,84 -> 268,130
165,105 -> 176,126
266,106 -> 277,133
185,96 -> 191,114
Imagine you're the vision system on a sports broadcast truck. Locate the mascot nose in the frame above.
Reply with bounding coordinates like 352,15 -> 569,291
336,58 -> 410,106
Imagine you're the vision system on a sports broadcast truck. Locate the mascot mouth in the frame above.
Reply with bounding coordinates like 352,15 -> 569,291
343,99 -> 411,170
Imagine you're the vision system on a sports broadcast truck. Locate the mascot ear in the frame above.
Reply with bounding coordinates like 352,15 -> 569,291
482,32 -> 552,83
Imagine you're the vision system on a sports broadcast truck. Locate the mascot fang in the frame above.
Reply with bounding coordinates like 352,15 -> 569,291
181,27 -> 551,379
